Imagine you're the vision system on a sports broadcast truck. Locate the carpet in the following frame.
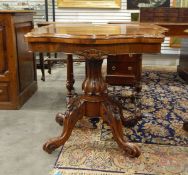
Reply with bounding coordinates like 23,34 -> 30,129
50,69 -> 188,175
103,70 -> 188,146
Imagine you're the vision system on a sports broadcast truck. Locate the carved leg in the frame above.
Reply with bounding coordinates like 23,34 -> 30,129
39,53 -> 45,81
47,60 -> 52,74
101,99 -> 141,158
66,54 -> 75,100
43,98 -> 84,154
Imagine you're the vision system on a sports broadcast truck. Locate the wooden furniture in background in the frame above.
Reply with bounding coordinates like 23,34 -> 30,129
106,54 -> 142,126
106,54 -> 142,87
0,10 -> 37,109
25,23 -> 166,157
140,7 -> 188,83
179,38 -> 188,132
36,22 -> 88,85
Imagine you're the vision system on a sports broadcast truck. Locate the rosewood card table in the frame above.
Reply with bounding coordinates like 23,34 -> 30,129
25,23 -> 166,157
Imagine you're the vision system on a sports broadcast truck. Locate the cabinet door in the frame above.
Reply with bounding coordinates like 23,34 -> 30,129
0,22 -> 8,74
15,22 -> 35,92
0,21 -> 10,102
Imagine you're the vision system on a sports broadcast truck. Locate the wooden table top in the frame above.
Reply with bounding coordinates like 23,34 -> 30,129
25,23 -> 167,44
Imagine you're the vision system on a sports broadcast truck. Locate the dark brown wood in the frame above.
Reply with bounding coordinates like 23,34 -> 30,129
66,54 -> 75,98
0,11 -> 37,109
178,38 -> 188,84
106,54 -> 142,86
25,23 -> 165,157
140,7 -> 188,83
39,53 -> 45,81
140,7 -> 188,23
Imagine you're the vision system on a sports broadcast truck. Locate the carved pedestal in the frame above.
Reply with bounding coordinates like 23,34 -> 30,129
43,49 -> 141,158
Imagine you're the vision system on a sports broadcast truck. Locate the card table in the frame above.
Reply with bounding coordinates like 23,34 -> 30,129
25,23 -> 166,157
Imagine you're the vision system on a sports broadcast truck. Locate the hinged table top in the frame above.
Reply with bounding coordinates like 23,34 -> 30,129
25,23 -> 167,44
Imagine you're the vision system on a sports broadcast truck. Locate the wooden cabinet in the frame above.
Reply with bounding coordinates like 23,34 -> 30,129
178,38 -> 188,82
140,7 -> 188,83
0,11 -> 37,109
140,7 -> 188,23
106,54 -> 142,86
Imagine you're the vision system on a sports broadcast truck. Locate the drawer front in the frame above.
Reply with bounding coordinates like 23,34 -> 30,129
0,83 -> 9,102
140,16 -> 154,22
107,61 -> 136,75
107,54 -> 141,76
179,17 -> 188,23
108,54 -> 141,62
154,8 -> 179,14
106,75 -> 136,85
154,16 -> 179,23
179,9 -> 188,17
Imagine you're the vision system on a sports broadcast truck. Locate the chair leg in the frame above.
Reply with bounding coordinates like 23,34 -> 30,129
39,53 -> 45,81
47,60 -> 52,74
66,54 -> 75,99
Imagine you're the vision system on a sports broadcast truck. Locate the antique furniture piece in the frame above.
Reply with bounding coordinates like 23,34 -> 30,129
106,54 -> 142,127
25,23 -> 166,157
140,7 -> 188,83
0,10 -> 37,109
37,22 -> 87,84
179,37 -> 188,132
106,54 -> 142,87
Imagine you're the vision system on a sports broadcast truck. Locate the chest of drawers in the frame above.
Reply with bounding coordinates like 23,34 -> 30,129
106,54 -> 142,86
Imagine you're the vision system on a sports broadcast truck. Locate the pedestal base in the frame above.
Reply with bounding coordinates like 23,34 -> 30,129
43,95 -> 141,158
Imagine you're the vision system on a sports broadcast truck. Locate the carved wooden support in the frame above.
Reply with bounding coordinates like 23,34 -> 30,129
101,97 -> 141,157
43,97 -> 84,154
66,54 -> 75,98
43,49 -> 140,158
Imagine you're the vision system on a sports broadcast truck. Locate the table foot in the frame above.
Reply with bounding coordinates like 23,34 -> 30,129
43,97 -> 84,154
55,113 -> 64,126
101,98 -> 141,158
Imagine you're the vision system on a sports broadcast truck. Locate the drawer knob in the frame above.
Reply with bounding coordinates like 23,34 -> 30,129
128,66 -> 133,71
0,89 -> 3,94
129,54 -> 133,57
112,66 -> 116,71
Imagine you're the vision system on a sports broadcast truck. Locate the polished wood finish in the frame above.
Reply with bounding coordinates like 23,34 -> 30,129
140,7 -> 188,83
140,7 -> 188,23
106,54 -> 142,86
0,11 -> 37,109
178,38 -> 188,83
25,23 -> 165,157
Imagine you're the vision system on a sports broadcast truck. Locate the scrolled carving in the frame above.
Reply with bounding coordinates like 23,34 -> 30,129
76,49 -> 108,60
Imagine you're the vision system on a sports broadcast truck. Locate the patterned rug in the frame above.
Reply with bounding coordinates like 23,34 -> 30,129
50,128 -> 188,175
103,70 -> 188,146
50,69 -> 188,175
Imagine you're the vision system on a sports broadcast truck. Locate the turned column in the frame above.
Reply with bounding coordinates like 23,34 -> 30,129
82,59 -> 107,96
66,54 -> 75,98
